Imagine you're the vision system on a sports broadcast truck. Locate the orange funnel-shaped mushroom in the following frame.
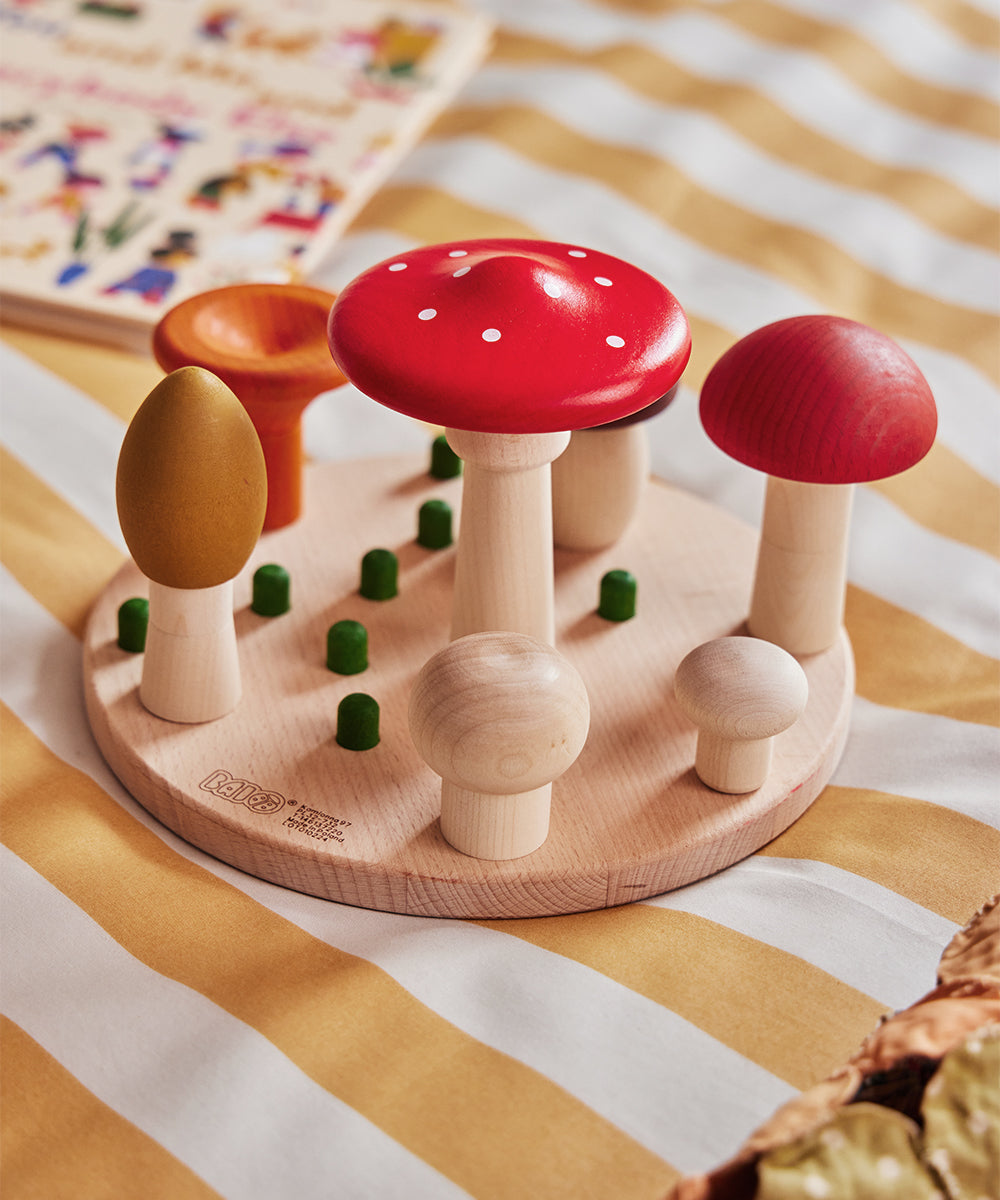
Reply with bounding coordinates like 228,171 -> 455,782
154,283 -> 345,530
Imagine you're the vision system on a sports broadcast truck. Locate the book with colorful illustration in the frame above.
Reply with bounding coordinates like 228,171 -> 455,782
0,0 -> 493,351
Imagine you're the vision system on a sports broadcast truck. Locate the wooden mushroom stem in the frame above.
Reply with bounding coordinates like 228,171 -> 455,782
551,423 -> 650,551
440,781 -> 554,862
140,580 -> 240,723
749,477 -> 854,656
243,393 -> 312,531
446,428 -> 570,644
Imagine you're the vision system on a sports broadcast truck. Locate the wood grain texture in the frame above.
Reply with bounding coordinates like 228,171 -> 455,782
674,637 -> 809,794
446,428 -> 569,644
699,315 -> 937,485
551,425 -> 650,550
140,580 -> 242,724
153,283 -> 344,530
410,632 -> 590,859
749,476 -> 854,655
83,453 -> 853,919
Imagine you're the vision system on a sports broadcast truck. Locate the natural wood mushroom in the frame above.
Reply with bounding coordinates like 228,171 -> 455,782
116,366 -> 267,723
552,385 -> 679,550
700,316 -> 937,656
327,239 -> 690,644
409,632 -> 590,860
674,636 -> 808,794
153,282 -> 345,530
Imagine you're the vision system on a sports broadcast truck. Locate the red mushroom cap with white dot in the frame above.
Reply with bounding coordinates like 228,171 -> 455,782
326,239 -> 691,434
700,316 -> 937,485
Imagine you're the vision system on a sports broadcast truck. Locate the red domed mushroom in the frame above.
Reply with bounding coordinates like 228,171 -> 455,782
328,238 -> 690,642
700,316 -> 937,655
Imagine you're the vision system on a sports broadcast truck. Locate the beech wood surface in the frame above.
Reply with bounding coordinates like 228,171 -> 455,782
140,581 -> 242,724
410,632 -> 591,859
674,637 -> 810,794
446,428 -> 569,644
83,453 -> 853,919
551,425 -> 650,550
749,477 -> 855,655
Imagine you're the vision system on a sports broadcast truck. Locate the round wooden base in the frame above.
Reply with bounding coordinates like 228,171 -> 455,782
83,454 -> 854,919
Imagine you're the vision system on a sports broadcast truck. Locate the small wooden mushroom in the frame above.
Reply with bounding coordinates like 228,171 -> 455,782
552,385 -> 679,551
153,283 -> 345,530
674,636 -> 808,794
116,366 -> 267,722
328,239 -> 690,644
700,316 -> 937,656
409,632 -> 590,860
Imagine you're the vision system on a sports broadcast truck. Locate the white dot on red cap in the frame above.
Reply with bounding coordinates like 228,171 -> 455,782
388,263 -> 407,271
568,250 -> 587,258
453,266 -> 471,277
606,335 -> 625,348
544,281 -> 563,298
482,328 -> 501,342
419,308 -> 437,321
448,250 -> 468,258
595,276 -> 612,286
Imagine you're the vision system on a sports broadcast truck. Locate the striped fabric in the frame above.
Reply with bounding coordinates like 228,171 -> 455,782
1,1 -> 997,1196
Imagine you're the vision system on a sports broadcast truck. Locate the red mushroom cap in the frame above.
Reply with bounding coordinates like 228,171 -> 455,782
326,239 -> 691,434
700,316 -> 937,485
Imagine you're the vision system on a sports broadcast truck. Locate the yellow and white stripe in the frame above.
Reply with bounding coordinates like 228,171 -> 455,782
2,0 -> 997,1195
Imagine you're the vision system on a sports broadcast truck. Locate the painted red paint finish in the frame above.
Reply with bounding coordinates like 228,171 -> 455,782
700,316 -> 937,484
327,239 -> 691,434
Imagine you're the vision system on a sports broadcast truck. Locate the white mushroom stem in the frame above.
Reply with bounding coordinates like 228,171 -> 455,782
140,580 -> 241,723
551,424 -> 650,550
446,427 -> 570,644
749,476 -> 855,657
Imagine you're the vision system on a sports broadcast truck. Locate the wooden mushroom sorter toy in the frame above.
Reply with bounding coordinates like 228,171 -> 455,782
81,243 -> 934,919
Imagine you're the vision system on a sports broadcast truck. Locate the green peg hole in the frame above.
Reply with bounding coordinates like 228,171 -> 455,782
429,434 -> 462,480
117,597 -> 149,652
598,569 -> 637,622
336,692 -> 380,751
252,563 -> 290,616
327,619 -> 368,675
417,498 -> 453,549
360,548 -> 398,600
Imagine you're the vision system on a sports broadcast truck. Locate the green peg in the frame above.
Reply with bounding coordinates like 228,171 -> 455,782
429,434 -> 462,479
417,498 -> 453,549
117,597 -> 149,652
327,619 -> 368,675
360,548 -> 398,600
598,569 -> 637,621
252,563 -> 290,616
336,693 -> 380,751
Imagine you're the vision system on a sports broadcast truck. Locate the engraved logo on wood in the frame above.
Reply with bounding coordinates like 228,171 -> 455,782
200,769 -> 287,815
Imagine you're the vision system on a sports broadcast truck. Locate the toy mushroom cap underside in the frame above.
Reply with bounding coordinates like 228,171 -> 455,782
327,239 -> 692,434
700,315 -> 937,484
